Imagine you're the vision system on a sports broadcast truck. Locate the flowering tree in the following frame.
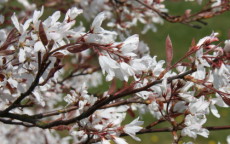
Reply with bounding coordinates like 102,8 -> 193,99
0,0 -> 230,143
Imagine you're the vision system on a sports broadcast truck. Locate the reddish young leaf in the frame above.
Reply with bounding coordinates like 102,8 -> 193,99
52,125 -> 71,131
0,50 -> 15,56
127,108 -> 135,118
47,39 -> 54,51
0,28 -> 18,51
39,22 -> 48,46
6,82 -> 16,94
0,74 -> 5,81
165,35 -> 173,69
108,79 -> 117,95
222,95 -> 230,106
191,38 -> 196,47
52,52 -> 65,59
67,43 -> 90,53
157,100 -> 164,111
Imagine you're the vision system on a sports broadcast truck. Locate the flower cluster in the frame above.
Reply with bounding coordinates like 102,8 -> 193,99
1,0 -> 228,34
0,1 -> 229,144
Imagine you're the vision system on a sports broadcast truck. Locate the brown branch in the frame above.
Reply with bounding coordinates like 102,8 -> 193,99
135,0 -> 230,28
90,125 -> 230,143
0,118 -> 35,127
31,106 -> 79,119
114,69 -> 196,99
34,69 -> 195,129
0,69 -> 196,129
145,118 -> 165,129
5,98 -> 145,122
0,112 -> 37,125
59,67 -> 100,84
120,125 -> 230,136
101,97 -> 148,109
0,60 -> 51,115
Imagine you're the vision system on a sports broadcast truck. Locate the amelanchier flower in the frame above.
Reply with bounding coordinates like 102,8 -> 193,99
0,1 -> 229,144
123,117 -> 143,141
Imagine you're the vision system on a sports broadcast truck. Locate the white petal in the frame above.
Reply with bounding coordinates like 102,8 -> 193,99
91,12 -> 107,32
19,49 -> 26,63
51,11 -> 61,23
33,7 -> 44,24
210,104 -> 220,118
33,91 -> 45,106
101,139 -> 111,144
224,40 -> 230,53
11,13 -> 21,32
34,41 -> 46,52
8,78 -> 18,88
121,34 -> 139,54
113,137 -> 128,144
0,14 -> 4,24
227,135 -> 230,144
65,7 -> 83,21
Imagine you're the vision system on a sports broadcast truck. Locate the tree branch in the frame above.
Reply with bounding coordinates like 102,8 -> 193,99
122,125 -> 230,136
35,69 -> 196,128
90,125 -> 230,143
134,0 -> 230,28
0,61 -> 51,115
0,118 -> 35,127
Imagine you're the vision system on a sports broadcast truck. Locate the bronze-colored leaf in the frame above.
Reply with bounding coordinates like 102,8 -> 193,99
67,44 -> 90,53
165,35 -> 173,70
108,79 -> 117,95
47,39 -> 54,51
39,22 -> 48,46
222,95 -> 230,106
0,50 -> 15,56
0,28 -> 19,51
127,108 -> 135,118
52,52 -> 65,59
0,74 -> 5,81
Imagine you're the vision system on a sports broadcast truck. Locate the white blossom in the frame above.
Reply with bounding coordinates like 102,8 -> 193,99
98,55 -> 119,81
113,137 -> 128,144
0,2 -> 229,144
189,96 -> 210,114
123,117 -> 143,141
182,114 -> 209,139
224,40 -> 230,53
85,12 -> 117,44
64,7 -> 83,21
119,34 -> 139,57
227,135 -> 230,144
148,101 -> 163,119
